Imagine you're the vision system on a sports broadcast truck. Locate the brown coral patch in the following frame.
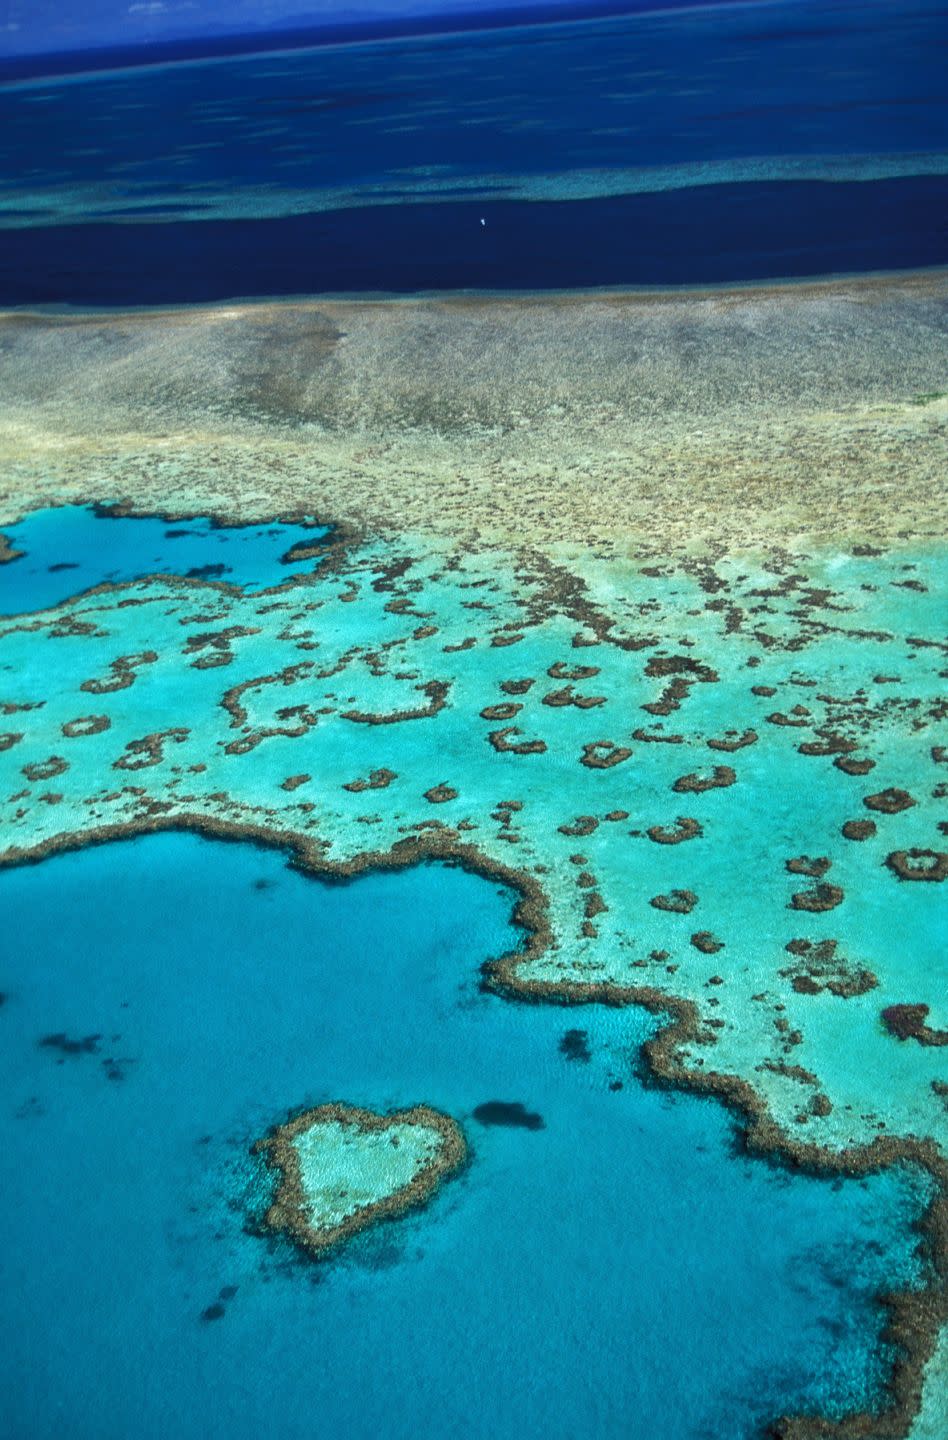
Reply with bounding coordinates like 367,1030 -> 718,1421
766,710 -> 810,728
584,891 -> 608,920
22,755 -> 68,782
558,815 -> 599,838
343,768 -> 397,794
499,679 -> 534,696
492,800 -> 522,832
672,765 -> 736,794
604,809 -> 629,821
81,650 -> 158,695
641,654 -> 718,717
542,685 -> 606,709
632,728 -> 684,744
580,740 -> 632,769
650,889 -> 698,914
798,731 -> 856,757
641,678 -> 690,717
647,817 -> 703,845
881,1005 -> 948,1047
281,774 -> 311,792
62,714 -> 111,739
707,729 -> 757,752
424,784 -> 458,804
835,756 -> 876,776
842,819 -> 876,841
183,625 -> 260,669
221,663 -> 320,754
691,931 -> 723,954
547,662 -> 601,681
280,534 -> 333,566
113,728 -> 189,772
886,848 -> 948,882
343,679 -> 450,726
488,726 -> 547,756
1,701 -> 43,716
781,940 -> 877,998
0,731 -> 23,752
864,788 -> 916,814
645,655 -> 718,682
480,703 -> 522,721
50,615 -> 101,639
786,856 -> 831,878
0,529 -> 24,565
790,883 -> 845,913
761,1060 -> 819,1086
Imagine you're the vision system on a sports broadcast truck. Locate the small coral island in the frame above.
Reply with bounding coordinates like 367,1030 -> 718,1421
255,1102 -> 466,1256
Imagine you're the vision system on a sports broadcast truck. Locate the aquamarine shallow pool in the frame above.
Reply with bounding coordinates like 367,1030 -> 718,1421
0,831 -> 929,1440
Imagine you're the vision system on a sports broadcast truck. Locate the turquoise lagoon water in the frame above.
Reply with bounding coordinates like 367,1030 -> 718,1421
0,503 -> 329,616
0,831 -> 931,1440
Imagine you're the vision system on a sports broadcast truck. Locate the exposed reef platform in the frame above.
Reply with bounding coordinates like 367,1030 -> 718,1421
0,272 -> 946,554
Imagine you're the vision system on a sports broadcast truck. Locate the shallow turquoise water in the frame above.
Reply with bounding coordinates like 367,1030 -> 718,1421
0,504 -> 329,615
0,831 -> 930,1440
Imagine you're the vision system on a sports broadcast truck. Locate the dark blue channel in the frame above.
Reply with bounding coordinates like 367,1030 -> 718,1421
2,176 -> 947,305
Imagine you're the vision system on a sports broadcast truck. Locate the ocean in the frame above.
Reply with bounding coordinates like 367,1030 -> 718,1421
0,0 -> 946,302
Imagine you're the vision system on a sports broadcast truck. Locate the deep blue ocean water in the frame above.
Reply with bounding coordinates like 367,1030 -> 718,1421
0,831 -> 930,1440
0,504 -> 329,615
1,0 -> 946,302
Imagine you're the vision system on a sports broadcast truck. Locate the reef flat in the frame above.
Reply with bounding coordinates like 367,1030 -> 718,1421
0,275 -> 945,1439
0,272 -> 946,552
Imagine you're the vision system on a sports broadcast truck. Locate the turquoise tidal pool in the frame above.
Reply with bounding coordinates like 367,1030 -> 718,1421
0,504 -> 329,616
0,830 -> 931,1440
